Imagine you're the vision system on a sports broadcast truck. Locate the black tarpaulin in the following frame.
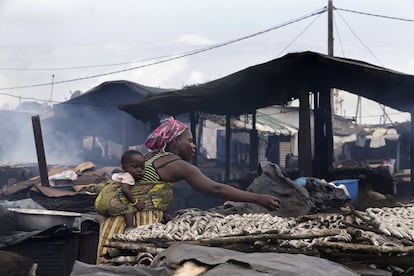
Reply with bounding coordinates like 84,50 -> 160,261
153,244 -> 359,276
119,51 -> 414,121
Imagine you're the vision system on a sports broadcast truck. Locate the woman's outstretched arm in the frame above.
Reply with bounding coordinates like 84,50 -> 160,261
163,160 -> 280,210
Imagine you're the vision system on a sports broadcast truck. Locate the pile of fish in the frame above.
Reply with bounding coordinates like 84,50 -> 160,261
115,209 -> 298,241
104,205 -> 414,272
365,206 -> 414,241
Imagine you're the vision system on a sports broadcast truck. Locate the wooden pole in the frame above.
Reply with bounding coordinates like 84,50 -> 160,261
190,112 -> 198,165
249,111 -> 258,171
324,87 -> 334,176
313,92 -> 323,177
327,0 -> 334,56
225,115 -> 231,182
196,114 -> 204,159
315,240 -> 414,254
410,109 -> 414,195
324,0 -> 334,177
31,115 -> 50,187
298,90 -> 312,176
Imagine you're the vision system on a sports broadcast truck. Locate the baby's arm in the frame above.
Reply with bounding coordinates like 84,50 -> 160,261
121,183 -> 137,205
120,183 -> 144,210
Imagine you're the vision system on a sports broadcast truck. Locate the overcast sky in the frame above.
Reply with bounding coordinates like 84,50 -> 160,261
1,0 -> 414,124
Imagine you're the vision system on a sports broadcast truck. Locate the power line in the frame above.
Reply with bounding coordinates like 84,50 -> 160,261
2,7 -> 409,73
357,112 -> 410,118
0,46 -> 232,72
333,16 -> 345,57
335,9 -> 383,66
277,9 -> 324,56
0,92 -> 60,104
334,6 -> 414,123
0,53 -> 190,71
0,91 -> 132,107
335,7 -> 414,23
0,7 -> 325,91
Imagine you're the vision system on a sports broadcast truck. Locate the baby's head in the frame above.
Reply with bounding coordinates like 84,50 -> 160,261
121,150 -> 145,181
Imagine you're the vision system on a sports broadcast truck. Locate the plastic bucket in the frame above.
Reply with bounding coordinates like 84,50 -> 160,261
332,179 -> 359,201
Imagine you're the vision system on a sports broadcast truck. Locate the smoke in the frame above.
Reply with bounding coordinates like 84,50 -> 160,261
0,103 -> 89,165
0,109 -> 82,164
0,110 -> 37,163
0,105 -> 150,167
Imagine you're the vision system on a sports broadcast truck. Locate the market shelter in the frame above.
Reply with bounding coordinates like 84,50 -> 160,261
49,80 -> 172,155
120,51 -> 414,189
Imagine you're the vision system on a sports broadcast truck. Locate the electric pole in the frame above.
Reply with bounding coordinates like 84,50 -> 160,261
49,74 -> 55,106
325,0 -> 334,172
328,0 -> 334,56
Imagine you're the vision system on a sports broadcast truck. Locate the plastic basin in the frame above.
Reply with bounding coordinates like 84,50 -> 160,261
332,179 -> 359,201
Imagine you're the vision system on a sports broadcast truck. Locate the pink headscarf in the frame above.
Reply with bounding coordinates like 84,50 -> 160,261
145,117 -> 188,152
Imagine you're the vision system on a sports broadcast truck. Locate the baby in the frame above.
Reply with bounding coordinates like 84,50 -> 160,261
115,149 -> 146,232
95,149 -> 146,233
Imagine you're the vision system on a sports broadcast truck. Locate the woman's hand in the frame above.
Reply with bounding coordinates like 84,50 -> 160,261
256,194 -> 280,210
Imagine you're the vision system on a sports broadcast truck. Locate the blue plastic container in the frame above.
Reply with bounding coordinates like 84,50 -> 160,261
294,177 -> 322,186
332,179 -> 359,201
294,177 -> 308,186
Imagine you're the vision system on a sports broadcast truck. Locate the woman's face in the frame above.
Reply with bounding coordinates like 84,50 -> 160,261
175,129 -> 196,161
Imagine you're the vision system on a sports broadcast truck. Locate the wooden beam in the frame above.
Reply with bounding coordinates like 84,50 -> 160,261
225,115 -> 231,182
298,90 -> 312,176
190,112 -> 198,166
196,115 -> 204,161
31,115 -> 50,187
324,89 -> 334,176
313,92 -> 324,177
249,111 -> 258,171
411,109 -> 414,195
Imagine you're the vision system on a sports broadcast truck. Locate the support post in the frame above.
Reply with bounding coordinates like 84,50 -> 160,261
328,0 -> 334,56
313,92 -> 324,177
298,90 -> 313,176
32,115 -> 50,187
249,111 -> 258,171
196,115 -> 204,160
225,115 -> 231,182
410,110 -> 414,195
190,112 -> 198,165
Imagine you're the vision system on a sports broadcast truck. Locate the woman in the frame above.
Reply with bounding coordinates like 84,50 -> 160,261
142,117 -> 280,210
96,117 -> 280,262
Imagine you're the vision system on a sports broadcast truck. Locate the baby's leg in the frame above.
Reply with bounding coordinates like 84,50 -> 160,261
124,212 -> 135,232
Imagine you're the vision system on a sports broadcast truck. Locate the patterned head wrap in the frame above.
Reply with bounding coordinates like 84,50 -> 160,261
145,117 -> 188,152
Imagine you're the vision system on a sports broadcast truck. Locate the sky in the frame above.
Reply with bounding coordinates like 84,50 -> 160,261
1,0 -> 414,124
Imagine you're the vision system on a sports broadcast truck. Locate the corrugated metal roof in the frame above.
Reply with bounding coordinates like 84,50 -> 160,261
256,110 -> 297,135
209,110 -> 297,136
